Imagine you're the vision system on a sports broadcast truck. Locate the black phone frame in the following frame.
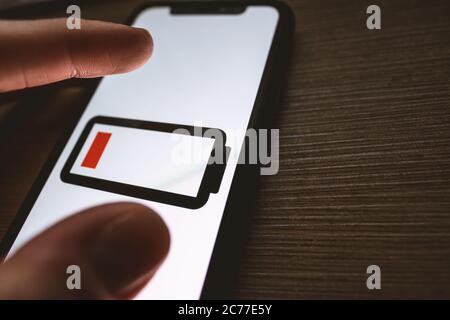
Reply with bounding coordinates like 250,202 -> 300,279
0,1 -> 295,299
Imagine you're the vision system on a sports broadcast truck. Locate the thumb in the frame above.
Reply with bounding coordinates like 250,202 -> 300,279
0,202 -> 170,299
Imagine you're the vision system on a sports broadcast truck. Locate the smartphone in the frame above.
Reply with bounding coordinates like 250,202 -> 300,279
0,1 -> 294,299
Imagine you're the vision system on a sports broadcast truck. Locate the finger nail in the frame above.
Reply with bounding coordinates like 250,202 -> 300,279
87,204 -> 170,297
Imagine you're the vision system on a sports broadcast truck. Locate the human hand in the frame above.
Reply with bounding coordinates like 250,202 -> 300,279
0,19 -> 170,299
0,18 -> 152,92
0,203 -> 170,299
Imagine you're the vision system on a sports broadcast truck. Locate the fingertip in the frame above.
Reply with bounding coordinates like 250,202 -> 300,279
85,202 -> 170,297
136,27 -> 154,58
106,202 -> 171,258
112,26 -> 154,74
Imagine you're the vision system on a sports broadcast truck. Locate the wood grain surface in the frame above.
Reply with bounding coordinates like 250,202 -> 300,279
0,0 -> 449,299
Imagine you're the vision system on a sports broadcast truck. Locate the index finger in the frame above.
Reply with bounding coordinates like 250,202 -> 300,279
0,18 -> 153,93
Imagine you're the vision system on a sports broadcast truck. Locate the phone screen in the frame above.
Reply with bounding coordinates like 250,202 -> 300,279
7,5 -> 279,299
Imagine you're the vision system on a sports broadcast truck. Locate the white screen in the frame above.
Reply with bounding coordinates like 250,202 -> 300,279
8,6 -> 279,299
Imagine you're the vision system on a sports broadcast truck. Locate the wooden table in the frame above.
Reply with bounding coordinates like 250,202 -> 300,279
1,0 -> 449,299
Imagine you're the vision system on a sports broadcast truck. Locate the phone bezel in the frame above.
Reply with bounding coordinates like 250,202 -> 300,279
0,1 -> 295,299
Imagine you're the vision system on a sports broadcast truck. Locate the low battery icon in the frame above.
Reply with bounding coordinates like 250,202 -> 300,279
61,116 -> 230,209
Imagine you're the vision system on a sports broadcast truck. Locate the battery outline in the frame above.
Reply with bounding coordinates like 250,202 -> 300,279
61,116 -> 230,209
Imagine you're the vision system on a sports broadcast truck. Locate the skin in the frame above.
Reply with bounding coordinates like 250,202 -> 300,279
0,19 -> 170,299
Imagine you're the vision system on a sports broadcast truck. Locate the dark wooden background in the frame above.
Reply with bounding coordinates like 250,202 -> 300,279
1,0 -> 449,299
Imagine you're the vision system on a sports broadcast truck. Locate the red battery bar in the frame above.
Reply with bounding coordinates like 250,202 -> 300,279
81,132 -> 112,169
